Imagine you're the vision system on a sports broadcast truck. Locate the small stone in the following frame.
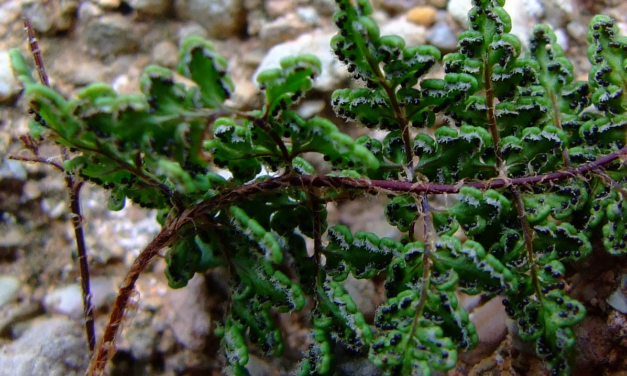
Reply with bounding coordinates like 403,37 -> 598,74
0,50 -> 21,102
259,11 -> 318,47
21,0 -> 79,34
0,276 -> 20,307
43,284 -> 83,319
22,181 -> 41,200
165,274 -> 211,350
0,158 -> 27,180
174,0 -> 246,39
380,0 -> 420,15
177,23 -> 209,46
77,1 -> 103,22
380,17 -> 428,50
95,0 -> 121,8
151,41 -> 179,69
265,0 -> 294,18
554,28 -> 569,52
461,297 -> 508,365
82,14 -> 139,58
0,225 -> 25,248
447,0 -> 472,27
343,275 -> 377,321
255,30 -> 349,92
0,0 -> 21,25
0,316 -> 90,376
407,6 -> 438,27
427,21 -> 458,52
566,20 -> 587,41
427,0 -> 448,9
129,0 -> 172,17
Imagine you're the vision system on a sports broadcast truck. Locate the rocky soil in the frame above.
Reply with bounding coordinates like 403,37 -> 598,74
1,0 -> 627,375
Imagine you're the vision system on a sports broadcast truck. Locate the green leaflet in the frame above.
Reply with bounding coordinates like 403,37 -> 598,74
587,15 -> 627,116
323,225 -> 399,281
177,36 -> 234,108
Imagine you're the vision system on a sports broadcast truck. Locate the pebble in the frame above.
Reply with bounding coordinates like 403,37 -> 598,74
380,17 -> 428,49
0,50 -> 21,102
259,10 -> 319,47
554,28 -> 569,51
43,284 -> 83,319
0,276 -> 20,307
82,14 -> 139,58
0,316 -> 90,376
0,0 -> 21,25
427,0 -> 448,9
128,0 -> 172,17
43,277 -> 117,319
21,0 -> 79,34
406,6 -> 438,27
343,275 -> 377,322
0,225 -> 25,248
0,158 -> 27,180
461,296 -> 508,364
151,41 -> 179,69
265,0 -> 294,19
255,30 -> 348,92
174,0 -> 246,39
380,0 -> 420,15
164,274 -> 211,350
177,22 -> 209,46
427,21 -> 458,52
566,20 -> 587,41
607,274 -> 627,314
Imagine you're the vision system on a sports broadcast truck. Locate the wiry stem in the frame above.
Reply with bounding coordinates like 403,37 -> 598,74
23,18 -> 96,352
86,226 -> 178,376
511,188 -> 543,303
403,195 -> 432,373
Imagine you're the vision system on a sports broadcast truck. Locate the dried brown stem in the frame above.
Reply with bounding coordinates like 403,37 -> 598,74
23,17 -> 96,352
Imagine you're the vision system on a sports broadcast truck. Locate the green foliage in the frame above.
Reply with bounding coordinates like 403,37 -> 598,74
10,0 -> 627,375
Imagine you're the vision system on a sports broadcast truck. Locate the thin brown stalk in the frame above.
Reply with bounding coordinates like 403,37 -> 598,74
23,18 -> 96,351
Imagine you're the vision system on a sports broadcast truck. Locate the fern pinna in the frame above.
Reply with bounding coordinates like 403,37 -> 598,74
9,0 -> 627,375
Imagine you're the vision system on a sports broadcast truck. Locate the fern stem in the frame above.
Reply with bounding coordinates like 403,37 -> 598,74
511,188 -> 543,303
403,195 -> 432,372
483,53 -> 503,170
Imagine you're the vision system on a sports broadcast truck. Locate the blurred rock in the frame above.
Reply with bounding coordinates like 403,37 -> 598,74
406,6 -> 438,27
175,0 -> 246,39
461,297 -> 508,365
255,30 -> 348,92
427,21 -> 458,52
177,22 -> 209,46
0,158 -> 27,180
21,0 -> 79,34
0,276 -> 20,307
448,0 -> 540,45
43,284 -> 83,319
427,0 -> 448,9
259,9 -> 319,47
0,50 -> 21,102
0,316 -> 90,376
265,0 -> 294,18
0,225 -> 26,248
380,16 -> 428,48
343,275 -> 377,321
380,0 -> 423,15
129,0 -> 172,18
82,14 -> 139,58
151,40 -> 179,68
164,274 -> 211,350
